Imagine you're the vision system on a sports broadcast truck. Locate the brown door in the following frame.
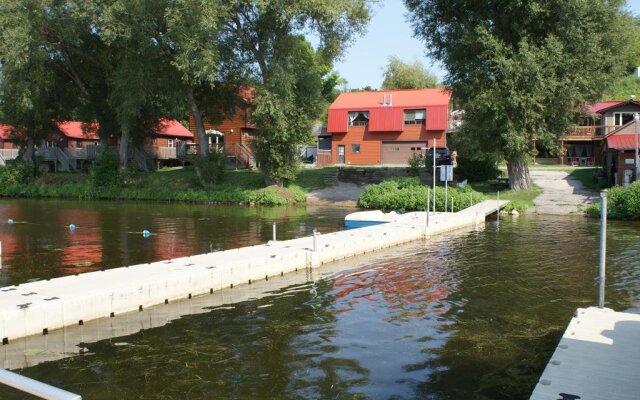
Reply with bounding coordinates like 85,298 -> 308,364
337,145 -> 345,164
381,141 -> 425,164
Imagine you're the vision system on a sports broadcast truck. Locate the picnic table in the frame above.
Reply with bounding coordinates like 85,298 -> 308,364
489,177 -> 510,190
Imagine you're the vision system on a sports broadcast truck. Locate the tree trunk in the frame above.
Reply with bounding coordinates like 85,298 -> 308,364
187,88 -> 208,159
506,156 -> 531,190
22,136 -> 35,165
119,124 -> 130,171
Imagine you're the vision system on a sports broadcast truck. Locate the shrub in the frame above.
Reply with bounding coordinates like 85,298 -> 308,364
587,182 -> 640,220
407,153 -> 426,176
91,147 -> 121,188
357,177 -> 485,212
456,156 -> 501,182
0,159 -> 36,186
194,150 -> 226,186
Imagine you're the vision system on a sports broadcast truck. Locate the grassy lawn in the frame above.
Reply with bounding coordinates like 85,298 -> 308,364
567,167 -> 607,191
469,181 -> 542,211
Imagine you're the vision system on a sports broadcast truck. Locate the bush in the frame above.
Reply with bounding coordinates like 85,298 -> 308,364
91,147 -> 121,188
587,182 -> 640,219
407,153 -> 425,176
456,156 -> 501,182
357,177 -> 485,212
194,150 -> 226,186
0,159 -> 36,186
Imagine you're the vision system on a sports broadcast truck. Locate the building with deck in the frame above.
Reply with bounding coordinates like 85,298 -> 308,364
326,89 -> 452,165
558,99 -> 640,166
0,125 -> 19,166
601,118 -> 640,185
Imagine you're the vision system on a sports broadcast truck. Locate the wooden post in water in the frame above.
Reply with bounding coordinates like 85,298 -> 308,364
599,189 -> 608,308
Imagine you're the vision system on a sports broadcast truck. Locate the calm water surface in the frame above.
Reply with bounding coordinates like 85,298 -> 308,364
1,199 -> 640,399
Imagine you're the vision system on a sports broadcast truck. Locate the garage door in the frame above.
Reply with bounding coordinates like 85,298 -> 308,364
381,141 -> 426,164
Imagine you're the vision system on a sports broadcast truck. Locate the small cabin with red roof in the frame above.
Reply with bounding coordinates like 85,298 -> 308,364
326,88 -> 452,165
0,124 -> 19,165
602,119 -> 640,185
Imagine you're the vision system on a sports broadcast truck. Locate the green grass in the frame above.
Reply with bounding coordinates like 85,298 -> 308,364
0,166 -> 342,206
469,181 -> 542,212
568,167 -> 607,191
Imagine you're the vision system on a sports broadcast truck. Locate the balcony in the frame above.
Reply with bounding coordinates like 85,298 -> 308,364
564,126 -> 618,140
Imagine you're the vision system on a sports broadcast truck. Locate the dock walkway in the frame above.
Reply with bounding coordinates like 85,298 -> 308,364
0,200 -> 507,345
531,307 -> 640,400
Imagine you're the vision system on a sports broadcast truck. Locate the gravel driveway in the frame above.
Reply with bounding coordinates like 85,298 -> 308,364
530,169 -> 598,214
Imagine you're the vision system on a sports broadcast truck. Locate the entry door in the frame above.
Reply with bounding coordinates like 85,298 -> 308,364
337,145 -> 345,164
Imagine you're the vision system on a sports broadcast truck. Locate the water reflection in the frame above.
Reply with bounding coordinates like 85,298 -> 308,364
0,199 -> 347,286
1,212 -> 640,399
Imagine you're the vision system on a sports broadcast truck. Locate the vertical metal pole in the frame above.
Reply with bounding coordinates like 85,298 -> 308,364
272,220 -> 276,242
444,169 -> 448,212
426,187 -> 430,228
451,197 -> 454,213
470,193 -> 473,207
635,113 -> 639,181
496,191 -> 500,226
599,189 -> 607,308
313,228 -> 318,253
432,138 -> 436,213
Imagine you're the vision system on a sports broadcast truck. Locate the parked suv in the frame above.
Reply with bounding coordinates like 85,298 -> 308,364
426,147 -> 451,165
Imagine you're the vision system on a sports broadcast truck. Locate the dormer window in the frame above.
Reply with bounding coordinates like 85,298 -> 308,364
349,111 -> 369,126
404,109 -> 426,125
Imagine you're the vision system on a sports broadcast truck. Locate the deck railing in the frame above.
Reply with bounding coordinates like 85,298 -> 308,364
565,125 -> 619,139
0,149 -> 19,161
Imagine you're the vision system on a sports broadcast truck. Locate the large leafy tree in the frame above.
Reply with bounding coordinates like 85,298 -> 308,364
381,56 -> 440,89
222,0 -> 369,186
405,0 -> 632,189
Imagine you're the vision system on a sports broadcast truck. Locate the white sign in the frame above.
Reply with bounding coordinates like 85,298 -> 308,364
439,165 -> 453,182
625,158 -> 635,165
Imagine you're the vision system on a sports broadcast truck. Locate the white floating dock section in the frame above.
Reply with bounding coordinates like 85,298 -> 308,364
531,307 -> 640,400
0,200 -> 507,344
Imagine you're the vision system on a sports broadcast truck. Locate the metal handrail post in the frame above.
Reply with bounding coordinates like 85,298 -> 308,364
0,369 -> 81,400
599,189 -> 608,308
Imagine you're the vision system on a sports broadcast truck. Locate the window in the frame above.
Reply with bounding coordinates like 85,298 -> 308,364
404,109 -> 426,125
348,111 -> 369,126
614,112 -> 636,126
168,139 -> 174,148
351,144 -> 361,153
152,138 -> 157,145
76,140 -> 82,147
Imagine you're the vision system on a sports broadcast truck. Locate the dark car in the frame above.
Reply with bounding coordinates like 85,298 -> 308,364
426,147 -> 451,165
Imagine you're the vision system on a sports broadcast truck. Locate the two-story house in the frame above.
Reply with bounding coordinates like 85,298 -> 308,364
561,99 -> 640,166
326,89 -> 452,165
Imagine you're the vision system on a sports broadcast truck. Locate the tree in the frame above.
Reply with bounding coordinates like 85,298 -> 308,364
381,56 -> 439,89
405,0 -> 632,189
222,0 -> 370,186
603,76 -> 640,100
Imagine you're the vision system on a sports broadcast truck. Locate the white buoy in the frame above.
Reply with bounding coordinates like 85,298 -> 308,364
69,224 -> 76,231
7,219 -> 13,225
143,230 -> 151,238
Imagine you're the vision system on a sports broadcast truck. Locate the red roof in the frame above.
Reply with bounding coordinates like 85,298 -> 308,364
329,88 -> 451,110
0,124 -> 13,140
607,134 -> 637,150
587,101 -> 624,114
57,121 -> 100,140
154,119 -> 193,139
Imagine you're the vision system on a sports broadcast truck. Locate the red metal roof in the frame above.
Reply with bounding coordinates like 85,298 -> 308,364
0,124 -> 13,140
57,121 -> 100,140
607,134 -> 638,150
587,101 -> 624,114
154,119 -> 194,139
329,88 -> 451,110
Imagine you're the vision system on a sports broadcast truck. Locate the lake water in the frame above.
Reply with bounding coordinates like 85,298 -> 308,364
0,199 -> 639,399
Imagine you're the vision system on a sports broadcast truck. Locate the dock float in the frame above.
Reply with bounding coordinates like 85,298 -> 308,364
0,200 -> 507,345
531,307 -> 640,400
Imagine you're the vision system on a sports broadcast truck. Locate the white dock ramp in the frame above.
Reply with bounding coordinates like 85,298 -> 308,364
531,307 -> 640,400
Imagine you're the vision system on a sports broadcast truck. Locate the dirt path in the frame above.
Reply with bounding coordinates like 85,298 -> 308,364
306,182 -> 365,208
530,169 -> 598,214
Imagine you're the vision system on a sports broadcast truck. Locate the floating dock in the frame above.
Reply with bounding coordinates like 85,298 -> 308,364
0,201 -> 507,346
531,307 -> 640,400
